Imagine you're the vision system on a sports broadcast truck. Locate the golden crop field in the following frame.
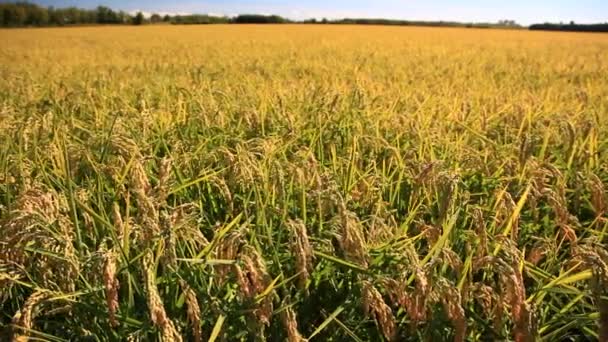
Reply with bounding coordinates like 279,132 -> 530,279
1,25 -> 608,341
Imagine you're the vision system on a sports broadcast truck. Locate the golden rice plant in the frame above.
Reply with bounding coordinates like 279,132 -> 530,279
1,24 -> 607,341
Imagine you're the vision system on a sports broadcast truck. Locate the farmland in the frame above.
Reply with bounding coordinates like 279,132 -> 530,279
1,25 -> 608,341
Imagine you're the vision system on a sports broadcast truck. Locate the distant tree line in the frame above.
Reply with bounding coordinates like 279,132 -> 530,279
0,2 -> 290,27
302,17 -> 521,29
2,1 -> 607,32
232,14 -> 289,24
529,22 -> 608,33
168,14 -> 289,25
0,2 -> 134,26
0,4 -> 518,29
170,14 -> 230,25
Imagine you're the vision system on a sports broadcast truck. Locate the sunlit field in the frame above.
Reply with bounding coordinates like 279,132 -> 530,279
1,24 -> 608,341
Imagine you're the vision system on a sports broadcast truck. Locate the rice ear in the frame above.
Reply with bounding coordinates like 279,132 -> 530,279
103,250 -> 120,327
12,290 -> 52,340
180,280 -> 202,342
361,281 -> 397,341
280,300 -> 306,342
436,279 -> 467,342
143,252 -> 182,341
287,219 -> 314,290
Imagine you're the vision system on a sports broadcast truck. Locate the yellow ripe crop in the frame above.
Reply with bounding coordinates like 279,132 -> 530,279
1,25 -> 607,341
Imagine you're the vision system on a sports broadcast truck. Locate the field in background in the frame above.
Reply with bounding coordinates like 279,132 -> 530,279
1,25 -> 608,341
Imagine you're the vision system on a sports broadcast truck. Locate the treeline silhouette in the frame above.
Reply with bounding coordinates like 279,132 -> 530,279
0,3 -> 519,28
0,2 -> 134,26
233,14 -> 289,24
0,2 -> 292,26
303,18 -> 520,29
169,14 -> 288,24
170,14 -> 229,25
1,1 -> 606,32
529,22 -> 608,33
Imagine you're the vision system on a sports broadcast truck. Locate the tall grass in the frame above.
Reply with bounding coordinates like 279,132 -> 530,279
1,25 -> 607,341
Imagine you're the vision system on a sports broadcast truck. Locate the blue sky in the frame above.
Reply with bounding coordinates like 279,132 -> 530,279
30,0 -> 608,25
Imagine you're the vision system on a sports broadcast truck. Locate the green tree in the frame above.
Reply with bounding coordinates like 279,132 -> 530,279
150,13 -> 161,23
96,6 -> 119,23
26,4 -> 49,26
1,4 -> 27,26
133,11 -> 144,25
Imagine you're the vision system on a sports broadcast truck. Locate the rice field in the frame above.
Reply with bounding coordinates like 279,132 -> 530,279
1,24 -> 608,341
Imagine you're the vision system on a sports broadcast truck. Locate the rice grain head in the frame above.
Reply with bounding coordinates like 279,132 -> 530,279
436,279 -> 467,342
156,157 -> 173,206
11,290 -> 51,340
241,247 -> 274,326
588,173 -> 606,218
337,202 -> 369,267
287,219 -> 314,290
280,302 -> 306,342
180,280 -> 202,342
574,241 -> 608,341
112,202 -> 124,240
130,160 -> 159,242
143,252 -> 182,342
361,281 -> 396,341
103,250 -> 120,327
